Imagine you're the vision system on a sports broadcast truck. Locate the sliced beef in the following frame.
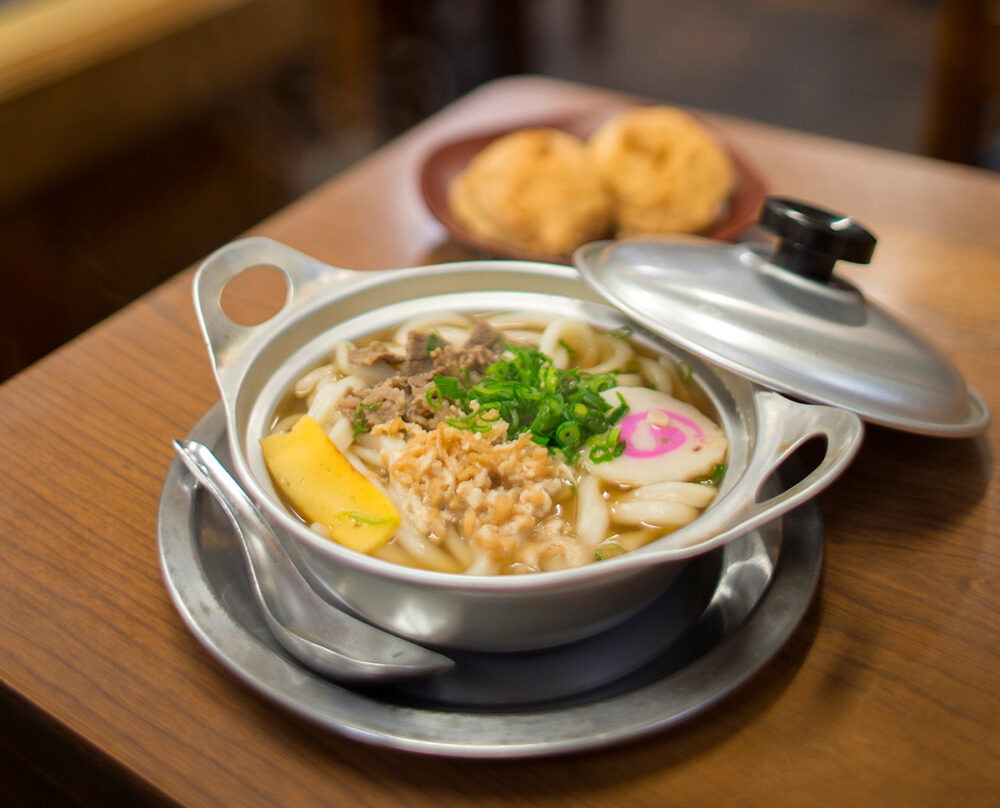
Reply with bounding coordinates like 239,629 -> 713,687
347,341 -> 405,366
466,320 -> 502,349
399,325 -> 502,378
398,331 -> 437,376
341,377 -> 456,430
340,324 -> 504,433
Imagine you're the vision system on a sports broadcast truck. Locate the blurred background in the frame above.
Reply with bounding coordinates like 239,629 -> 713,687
1,0 -> 997,382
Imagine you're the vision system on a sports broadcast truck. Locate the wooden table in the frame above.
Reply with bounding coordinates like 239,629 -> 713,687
2,76 -> 998,807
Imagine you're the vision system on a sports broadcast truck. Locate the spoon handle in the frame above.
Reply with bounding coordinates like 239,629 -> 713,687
172,439 -> 453,682
174,439 -> 312,610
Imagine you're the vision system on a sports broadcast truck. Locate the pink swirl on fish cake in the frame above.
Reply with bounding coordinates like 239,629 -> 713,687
620,409 -> 704,458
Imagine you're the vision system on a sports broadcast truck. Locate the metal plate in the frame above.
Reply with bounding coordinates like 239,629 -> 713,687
158,404 -> 823,758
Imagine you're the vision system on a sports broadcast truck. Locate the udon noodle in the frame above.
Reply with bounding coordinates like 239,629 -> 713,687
264,312 -> 728,575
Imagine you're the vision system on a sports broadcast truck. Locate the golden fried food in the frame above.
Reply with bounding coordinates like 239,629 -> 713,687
588,106 -> 735,236
449,128 -> 613,256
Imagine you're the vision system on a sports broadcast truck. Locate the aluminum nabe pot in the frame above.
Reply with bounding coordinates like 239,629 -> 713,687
193,237 -> 863,652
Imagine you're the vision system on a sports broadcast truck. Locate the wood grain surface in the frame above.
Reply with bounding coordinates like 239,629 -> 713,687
1,76 -> 997,807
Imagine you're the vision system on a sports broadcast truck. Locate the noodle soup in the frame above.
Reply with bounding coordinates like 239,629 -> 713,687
261,311 -> 728,575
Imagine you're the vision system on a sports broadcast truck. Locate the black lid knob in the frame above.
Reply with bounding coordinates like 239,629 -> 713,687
758,197 -> 877,283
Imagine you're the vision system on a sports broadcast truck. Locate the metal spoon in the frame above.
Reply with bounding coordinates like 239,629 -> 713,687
172,439 -> 454,683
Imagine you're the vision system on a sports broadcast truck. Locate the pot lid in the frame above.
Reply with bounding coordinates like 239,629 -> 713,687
574,197 -> 989,437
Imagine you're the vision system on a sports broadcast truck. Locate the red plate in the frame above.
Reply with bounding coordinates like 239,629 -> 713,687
420,108 -> 768,265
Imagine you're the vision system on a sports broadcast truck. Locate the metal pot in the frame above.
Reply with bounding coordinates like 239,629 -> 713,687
193,235 -> 863,652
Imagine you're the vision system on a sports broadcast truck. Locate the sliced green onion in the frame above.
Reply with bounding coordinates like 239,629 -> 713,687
427,341 -> 628,463
351,409 -> 368,438
425,387 -> 445,409
696,463 -> 728,486
594,542 -> 626,561
587,427 -> 625,464
337,511 -> 391,526
555,422 -> 581,448
432,375 -> 464,398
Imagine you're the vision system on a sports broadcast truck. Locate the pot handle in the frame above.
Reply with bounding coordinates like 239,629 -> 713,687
709,391 -> 864,546
193,237 -> 356,376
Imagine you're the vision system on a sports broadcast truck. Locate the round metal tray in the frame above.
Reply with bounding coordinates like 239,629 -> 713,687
158,404 -> 822,758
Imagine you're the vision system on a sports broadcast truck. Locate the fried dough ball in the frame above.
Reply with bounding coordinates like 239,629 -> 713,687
588,106 -> 735,236
449,128 -> 614,256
